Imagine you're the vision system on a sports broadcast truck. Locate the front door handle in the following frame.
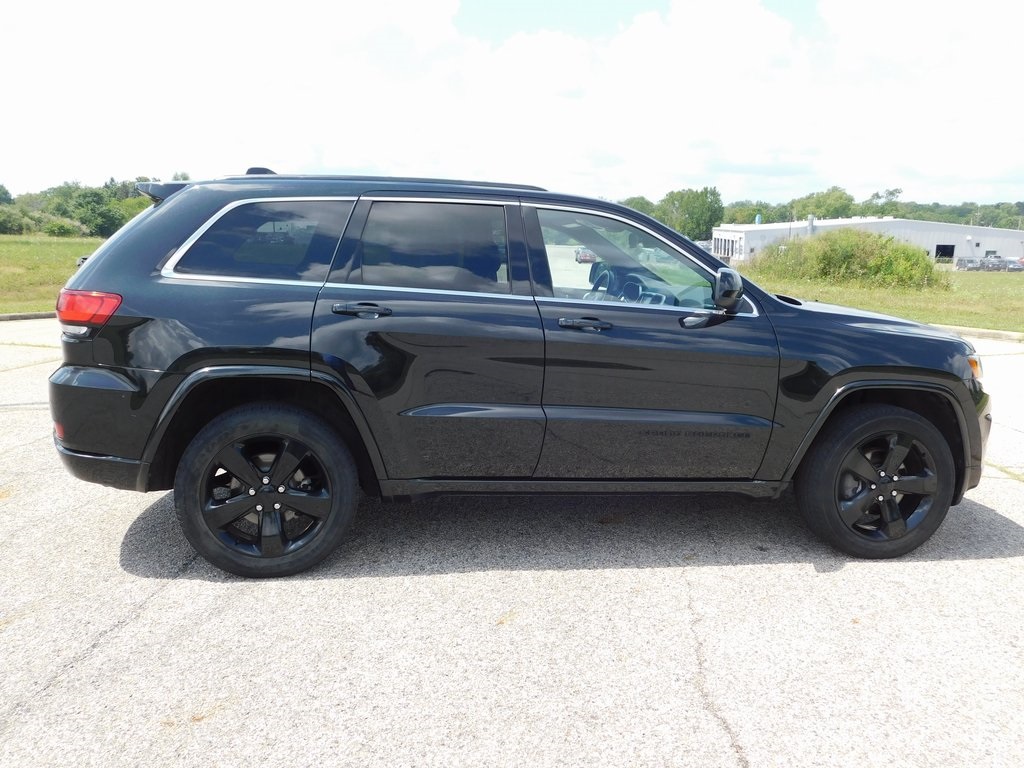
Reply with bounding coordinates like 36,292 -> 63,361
332,302 -> 393,319
558,316 -> 612,331
680,309 -> 726,329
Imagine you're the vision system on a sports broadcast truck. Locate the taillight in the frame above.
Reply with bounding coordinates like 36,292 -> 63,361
56,289 -> 122,336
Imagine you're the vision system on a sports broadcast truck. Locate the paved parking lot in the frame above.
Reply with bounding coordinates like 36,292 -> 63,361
1,318 -> 1022,767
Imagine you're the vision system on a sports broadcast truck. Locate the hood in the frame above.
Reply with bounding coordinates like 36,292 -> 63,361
774,295 -> 972,349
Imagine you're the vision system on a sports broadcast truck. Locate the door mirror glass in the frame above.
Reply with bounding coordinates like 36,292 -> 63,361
713,268 -> 744,312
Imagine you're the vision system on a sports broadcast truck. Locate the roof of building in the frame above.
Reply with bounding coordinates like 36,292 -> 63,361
716,216 -> 1024,238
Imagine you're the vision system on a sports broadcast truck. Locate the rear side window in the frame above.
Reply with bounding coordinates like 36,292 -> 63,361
175,200 -> 354,282
355,202 -> 509,294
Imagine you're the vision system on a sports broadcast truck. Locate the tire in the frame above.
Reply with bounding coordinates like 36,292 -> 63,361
795,404 -> 955,558
173,403 -> 358,577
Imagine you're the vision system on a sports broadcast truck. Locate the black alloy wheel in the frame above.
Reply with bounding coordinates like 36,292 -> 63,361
835,432 -> 938,541
174,403 -> 358,577
796,404 -> 955,558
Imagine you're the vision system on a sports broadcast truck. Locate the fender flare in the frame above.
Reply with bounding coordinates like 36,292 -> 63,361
139,365 -> 388,486
780,379 -> 972,497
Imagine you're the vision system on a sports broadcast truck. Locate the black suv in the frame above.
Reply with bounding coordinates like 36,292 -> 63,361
51,171 -> 991,576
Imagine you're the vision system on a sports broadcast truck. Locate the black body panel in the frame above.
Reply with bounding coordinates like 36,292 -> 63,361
532,301 -> 779,479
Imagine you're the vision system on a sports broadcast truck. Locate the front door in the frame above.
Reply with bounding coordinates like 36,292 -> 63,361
524,205 -> 780,480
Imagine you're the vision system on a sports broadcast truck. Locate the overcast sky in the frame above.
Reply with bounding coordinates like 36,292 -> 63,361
2,0 -> 1020,204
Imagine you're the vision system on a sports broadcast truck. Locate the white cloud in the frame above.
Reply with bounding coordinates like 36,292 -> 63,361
1,0 -> 1021,204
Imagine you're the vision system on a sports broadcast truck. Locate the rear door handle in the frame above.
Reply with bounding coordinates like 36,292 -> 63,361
331,302 -> 393,319
558,316 -> 612,331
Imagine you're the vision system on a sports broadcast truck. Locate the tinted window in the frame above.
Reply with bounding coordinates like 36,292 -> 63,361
357,202 -> 509,293
176,200 -> 353,282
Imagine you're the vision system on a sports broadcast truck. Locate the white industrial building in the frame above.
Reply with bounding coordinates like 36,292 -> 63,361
711,216 -> 1024,265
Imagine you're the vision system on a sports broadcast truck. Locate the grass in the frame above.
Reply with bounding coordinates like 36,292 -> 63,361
0,235 -> 102,314
738,268 -> 1024,333
1,234 -> 1021,333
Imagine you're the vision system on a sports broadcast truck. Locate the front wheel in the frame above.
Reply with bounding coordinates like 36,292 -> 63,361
174,403 -> 358,577
795,404 -> 955,558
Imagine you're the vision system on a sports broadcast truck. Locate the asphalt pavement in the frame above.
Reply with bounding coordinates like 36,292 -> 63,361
1,318 -> 1022,768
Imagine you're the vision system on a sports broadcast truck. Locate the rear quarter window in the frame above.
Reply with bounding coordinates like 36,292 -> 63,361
174,200 -> 354,282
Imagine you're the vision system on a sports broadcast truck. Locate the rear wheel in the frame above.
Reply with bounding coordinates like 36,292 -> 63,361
796,404 -> 955,558
174,403 -> 358,577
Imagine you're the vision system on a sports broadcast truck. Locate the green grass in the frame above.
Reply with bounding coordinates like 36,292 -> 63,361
738,268 -> 1024,333
0,234 -> 102,314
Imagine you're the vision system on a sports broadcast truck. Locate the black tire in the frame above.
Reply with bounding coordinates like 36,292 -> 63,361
795,404 -> 955,558
173,403 -> 358,577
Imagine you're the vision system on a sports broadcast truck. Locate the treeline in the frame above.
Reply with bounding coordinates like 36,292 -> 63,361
621,185 -> 1024,239
3,176 -> 1022,240
719,186 -> 1024,230
0,173 -> 189,237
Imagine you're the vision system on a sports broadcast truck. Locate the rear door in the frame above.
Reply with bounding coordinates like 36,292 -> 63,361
311,196 -> 545,479
524,204 -> 780,479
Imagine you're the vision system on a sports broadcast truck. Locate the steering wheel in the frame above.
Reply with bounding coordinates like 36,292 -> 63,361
620,281 -> 642,302
583,268 -> 613,301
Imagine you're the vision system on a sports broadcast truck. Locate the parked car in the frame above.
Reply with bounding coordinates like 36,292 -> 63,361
980,255 -> 1009,271
955,258 -> 980,271
1005,259 -> 1023,272
574,246 -> 597,263
51,170 -> 990,577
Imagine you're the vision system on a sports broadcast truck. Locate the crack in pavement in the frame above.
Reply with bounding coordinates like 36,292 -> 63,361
0,552 -> 201,737
681,567 -> 750,768
0,359 -> 62,373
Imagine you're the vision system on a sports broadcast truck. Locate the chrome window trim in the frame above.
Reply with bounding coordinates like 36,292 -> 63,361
321,281 -> 535,302
161,196 -> 358,280
160,273 -> 321,289
534,294 -> 759,318
524,202 -> 758,316
359,196 -> 521,206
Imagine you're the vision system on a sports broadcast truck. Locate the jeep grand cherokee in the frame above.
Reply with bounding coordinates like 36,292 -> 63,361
50,170 -> 991,576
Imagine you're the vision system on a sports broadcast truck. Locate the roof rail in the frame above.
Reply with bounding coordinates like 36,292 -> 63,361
224,172 -> 546,191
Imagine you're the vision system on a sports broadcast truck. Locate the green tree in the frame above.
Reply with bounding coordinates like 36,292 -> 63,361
0,184 -> 12,205
115,196 -> 151,220
654,187 -> 724,240
791,186 -> 855,220
13,191 -> 46,212
172,171 -> 191,181
0,206 -> 30,234
724,200 -> 792,224
859,188 -> 902,217
620,195 -> 656,217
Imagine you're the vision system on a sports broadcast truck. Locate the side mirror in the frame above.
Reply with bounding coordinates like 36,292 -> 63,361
713,268 -> 744,312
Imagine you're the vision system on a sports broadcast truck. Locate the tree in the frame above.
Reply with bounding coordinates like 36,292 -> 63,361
860,188 -> 902,217
654,187 -> 724,240
620,195 -> 656,217
0,206 -> 30,233
791,186 -> 855,220
0,184 -> 12,206
724,199 -> 791,224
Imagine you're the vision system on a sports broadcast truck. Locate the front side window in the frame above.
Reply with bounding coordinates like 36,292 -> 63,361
356,202 -> 510,294
536,208 -> 715,308
175,200 -> 353,282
